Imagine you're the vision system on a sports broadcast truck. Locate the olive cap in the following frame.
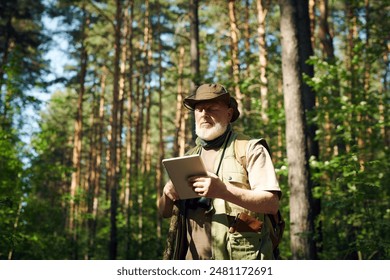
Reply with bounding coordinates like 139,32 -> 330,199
183,83 -> 240,122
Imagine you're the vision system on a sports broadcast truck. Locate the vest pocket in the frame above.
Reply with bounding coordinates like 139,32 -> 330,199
224,172 -> 249,188
227,231 -> 261,260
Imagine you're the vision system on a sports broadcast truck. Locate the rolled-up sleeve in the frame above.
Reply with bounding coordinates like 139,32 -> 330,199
246,139 -> 281,196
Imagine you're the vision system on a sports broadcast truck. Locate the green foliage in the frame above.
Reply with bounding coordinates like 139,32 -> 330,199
305,49 -> 390,259
310,152 -> 390,259
0,128 -> 25,259
0,0 -> 50,117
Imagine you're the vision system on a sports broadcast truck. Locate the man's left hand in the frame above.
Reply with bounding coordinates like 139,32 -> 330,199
188,172 -> 226,198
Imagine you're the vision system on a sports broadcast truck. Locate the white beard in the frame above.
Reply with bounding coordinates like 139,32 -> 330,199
195,121 -> 228,141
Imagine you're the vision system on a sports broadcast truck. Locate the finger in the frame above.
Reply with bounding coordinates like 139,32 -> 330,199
193,187 -> 205,196
206,171 -> 218,178
188,175 -> 206,182
173,187 -> 181,200
165,187 -> 179,201
172,192 -> 180,201
191,181 -> 204,188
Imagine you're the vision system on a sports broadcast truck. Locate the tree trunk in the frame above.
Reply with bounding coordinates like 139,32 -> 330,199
108,0 -> 123,260
85,88 -> 97,260
142,0 -> 153,174
256,0 -> 269,124
69,6 -> 88,259
87,67 -> 106,259
134,76 -> 143,173
276,79 -> 284,161
117,0 -> 130,210
189,0 -> 200,142
189,0 -> 200,91
297,0 -> 319,259
174,46 -> 186,157
361,0 -> 371,164
279,0 -> 315,259
380,44 -> 389,148
318,0 -> 334,157
135,0 -> 152,259
318,0 -> 335,60
156,0 -> 165,246
124,0 -> 134,260
243,0 -> 252,117
308,0 -> 316,51
344,1 -> 359,259
345,1 -> 357,154
244,0 -> 251,80
228,0 -> 243,114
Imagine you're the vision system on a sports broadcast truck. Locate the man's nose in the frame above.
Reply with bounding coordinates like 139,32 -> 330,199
199,108 -> 209,116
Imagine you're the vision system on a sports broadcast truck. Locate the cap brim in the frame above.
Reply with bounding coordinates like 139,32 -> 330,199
183,95 -> 240,123
183,94 -> 230,110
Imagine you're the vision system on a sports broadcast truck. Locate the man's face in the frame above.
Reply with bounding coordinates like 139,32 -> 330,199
194,100 -> 233,141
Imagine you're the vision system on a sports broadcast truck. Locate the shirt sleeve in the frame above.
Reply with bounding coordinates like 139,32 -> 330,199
245,139 -> 281,196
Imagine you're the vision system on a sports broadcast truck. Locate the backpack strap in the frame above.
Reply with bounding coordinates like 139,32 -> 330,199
234,135 -> 272,167
234,134 -> 250,169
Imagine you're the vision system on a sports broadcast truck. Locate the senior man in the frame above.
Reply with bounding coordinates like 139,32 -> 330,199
159,83 -> 281,260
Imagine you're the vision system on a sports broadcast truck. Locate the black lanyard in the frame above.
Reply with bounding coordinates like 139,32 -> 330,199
214,130 -> 232,176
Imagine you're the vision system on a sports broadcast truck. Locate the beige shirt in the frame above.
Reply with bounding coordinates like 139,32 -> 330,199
246,140 -> 281,194
185,141 -> 281,260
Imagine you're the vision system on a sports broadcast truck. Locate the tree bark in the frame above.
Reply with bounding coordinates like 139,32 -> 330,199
279,0 -> 315,259
228,0 -> 243,113
345,1 -> 357,154
361,0 -> 371,164
256,0 -> 269,124
308,0 -> 315,51
85,84 -> 97,260
116,0 -> 130,211
318,0 -> 334,157
142,0 -> 153,174
156,0 -> 165,245
189,0 -> 200,142
244,0 -> 251,81
297,0 -> 319,259
318,0 -> 335,60
124,0 -> 134,260
69,5 -> 88,259
87,67 -> 106,259
174,46 -> 186,157
344,1 -> 359,259
242,0 -> 254,126
189,0 -> 200,92
108,0 -> 123,260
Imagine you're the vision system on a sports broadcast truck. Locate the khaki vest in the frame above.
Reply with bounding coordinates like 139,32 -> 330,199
187,132 -> 274,260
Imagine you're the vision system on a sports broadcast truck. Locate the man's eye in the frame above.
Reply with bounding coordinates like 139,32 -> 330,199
195,106 -> 219,112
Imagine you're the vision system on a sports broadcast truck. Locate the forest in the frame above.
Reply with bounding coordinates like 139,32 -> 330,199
0,0 -> 389,260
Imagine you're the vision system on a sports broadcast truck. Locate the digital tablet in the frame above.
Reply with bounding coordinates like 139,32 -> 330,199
162,154 -> 207,200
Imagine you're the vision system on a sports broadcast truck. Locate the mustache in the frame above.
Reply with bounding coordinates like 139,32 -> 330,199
198,117 -> 214,124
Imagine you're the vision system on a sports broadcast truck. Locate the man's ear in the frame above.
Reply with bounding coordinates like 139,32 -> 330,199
227,107 -> 233,122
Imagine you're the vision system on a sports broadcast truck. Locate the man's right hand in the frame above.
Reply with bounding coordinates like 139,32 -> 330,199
163,180 -> 180,201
